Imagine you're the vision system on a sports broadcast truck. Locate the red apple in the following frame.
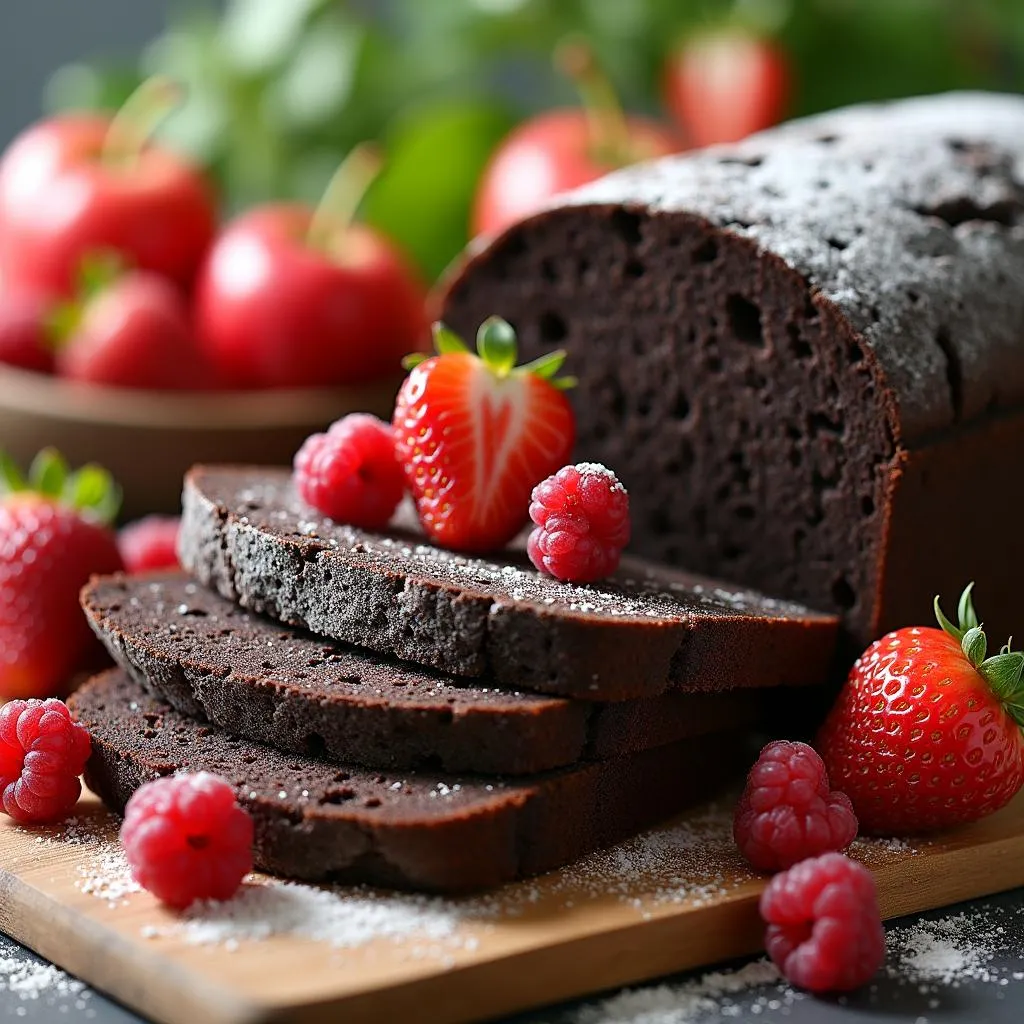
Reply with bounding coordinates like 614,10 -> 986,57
0,289 -> 56,373
473,42 -> 682,238
661,30 -> 791,148
0,79 -> 216,297
57,270 -> 209,390
196,146 -> 426,389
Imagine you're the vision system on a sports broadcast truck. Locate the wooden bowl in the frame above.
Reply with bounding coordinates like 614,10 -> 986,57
0,367 -> 399,520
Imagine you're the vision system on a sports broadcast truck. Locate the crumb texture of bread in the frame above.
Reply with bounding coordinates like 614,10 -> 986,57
70,670 -> 744,893
178,467 -> 838,700
81,572 -> 765,775
440,92 -> 1024,645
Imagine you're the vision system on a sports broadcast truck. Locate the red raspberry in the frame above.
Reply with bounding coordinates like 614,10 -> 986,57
293,414 -> 405,530
120,771 -> 254,908
527,463 -> 630,583
118,516 -> 181,573
761,852 -> 885,992
734,740 -> 857,872
0,699 -> 91,824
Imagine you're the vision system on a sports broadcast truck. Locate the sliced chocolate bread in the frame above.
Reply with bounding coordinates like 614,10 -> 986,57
83,572 -> 766,775
439,92 -> 1024,647
179,466 -> 838,701
72,670 -> 745,892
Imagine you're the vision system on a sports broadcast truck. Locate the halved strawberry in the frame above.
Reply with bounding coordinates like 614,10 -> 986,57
393,318 -> 576,553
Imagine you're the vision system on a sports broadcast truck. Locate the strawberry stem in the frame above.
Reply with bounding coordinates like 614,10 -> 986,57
46,251 -> 126,348
407,319 -> 577,390
306,143 -> 383,256
936,585 -> 1024,728
0,449 -> 121,524
477,317 -> 517,376
101,76 -> 184,170
556,37 -> 631,165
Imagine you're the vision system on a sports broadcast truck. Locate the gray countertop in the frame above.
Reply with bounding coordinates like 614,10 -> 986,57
3,888 -> 1022,1024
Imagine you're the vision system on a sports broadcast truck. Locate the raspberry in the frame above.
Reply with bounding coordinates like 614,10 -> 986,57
760,852 -> 885,992
118,516 -> 180,573
527,463 -> 630,583
0,699 -> 91,824
293,414 -> 405,530
120,771 -> 253,908
733,740 -> 857,872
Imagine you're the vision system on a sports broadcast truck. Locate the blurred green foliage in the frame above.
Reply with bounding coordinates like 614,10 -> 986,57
45,0 -> 1024,281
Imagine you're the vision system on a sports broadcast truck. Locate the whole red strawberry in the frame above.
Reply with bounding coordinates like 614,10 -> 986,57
818,585 -> 1024,834
0,450 -> 123,698
393,318 -> 576,552
52,261 -> 209,390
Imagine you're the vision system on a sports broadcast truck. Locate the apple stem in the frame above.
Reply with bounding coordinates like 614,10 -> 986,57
101,76 -> 184,170
306,143 -> 384,255
556,38 -> 631,165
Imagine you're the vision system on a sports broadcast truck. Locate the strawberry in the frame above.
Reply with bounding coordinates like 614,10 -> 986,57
818,585 -> 1024,834
661,29 -> 790,148
52,259 -> 209,391
0,449 -> 124,699
393,318 -> 575,553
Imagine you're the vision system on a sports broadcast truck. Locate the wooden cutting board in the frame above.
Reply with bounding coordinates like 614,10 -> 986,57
1,789 -> 1023,1024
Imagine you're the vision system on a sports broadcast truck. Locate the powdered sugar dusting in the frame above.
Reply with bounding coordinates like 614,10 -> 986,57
888,910 -> 1012,986
562,902 -> 1024,1023
0,938 -> 90,1012
142,879 -> 486,955
571,960 -> 795,1024
574,462 -> 626,492
520,805 -> 754,916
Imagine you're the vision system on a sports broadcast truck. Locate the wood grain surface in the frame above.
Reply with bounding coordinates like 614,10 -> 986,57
1,790 -> 1023,1024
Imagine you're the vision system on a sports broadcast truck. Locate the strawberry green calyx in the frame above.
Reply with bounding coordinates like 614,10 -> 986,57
935,584 -> 1024,727
47,251 -> 126,345
403,318 -> 577,389
0,448 -> 121,525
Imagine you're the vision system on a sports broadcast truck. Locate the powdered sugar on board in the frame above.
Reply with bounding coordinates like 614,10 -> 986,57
37,801 -> 925,955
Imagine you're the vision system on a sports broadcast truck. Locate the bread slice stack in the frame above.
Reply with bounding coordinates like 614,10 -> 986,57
71,465 -> 838,893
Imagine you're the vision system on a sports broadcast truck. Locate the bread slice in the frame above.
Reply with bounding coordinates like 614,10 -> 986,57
71,670 -> 746,892
438,93 -> 1024,648
82,572 -> 766,775
179,466 -> 838,701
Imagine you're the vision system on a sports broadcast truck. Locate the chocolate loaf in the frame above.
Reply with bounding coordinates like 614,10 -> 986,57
82,572 -> 764,775
440,92 -> 1024,647
179,466 -> 838,701
72,670 -> 745,892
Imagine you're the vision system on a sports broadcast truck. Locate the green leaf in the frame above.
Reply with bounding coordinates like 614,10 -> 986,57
432,322 -> 469,356
266,11 -> 362,130
29,449 -> 68,498
45,302 -> 81,347
361,99 -> 516,281
957,582 -> 980,631
401,352 -> 428,370
521,349 -> 568,380
934,594 -> 963,642
981,651 -> 1024,701
220,0 -> 330,74
552,375 -> 579,391
962,625 -> 987,668
65,465 -> 122,525
78,251 -> 125,300
0,452 -> 25,495
476,316 -> 517,374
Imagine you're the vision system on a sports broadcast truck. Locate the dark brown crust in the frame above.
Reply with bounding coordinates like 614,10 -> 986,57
178,466 -> 838,701
71,670 -> 745,893
437,94 -> 1024,648
82,572 -> 765,775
